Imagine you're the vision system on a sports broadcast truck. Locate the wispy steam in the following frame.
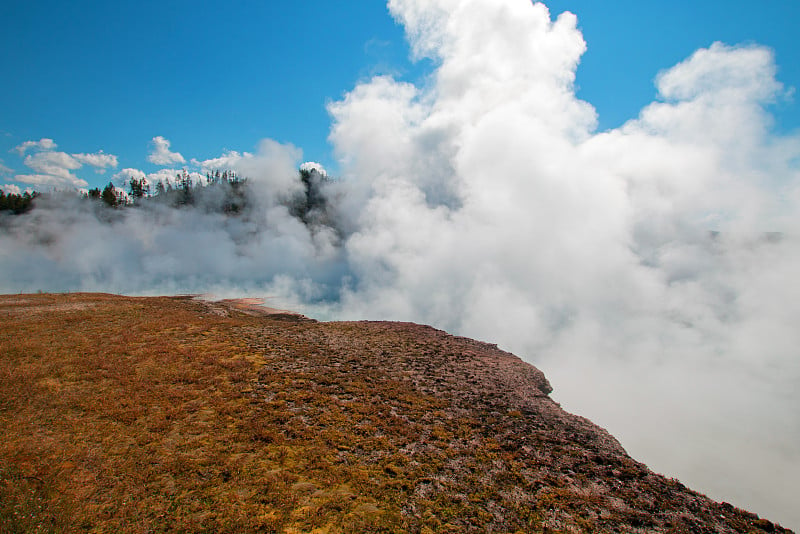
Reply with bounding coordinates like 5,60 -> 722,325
0,0 -> 798,528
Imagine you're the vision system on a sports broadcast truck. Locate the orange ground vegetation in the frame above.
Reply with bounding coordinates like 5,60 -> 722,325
0,293 -> 789,533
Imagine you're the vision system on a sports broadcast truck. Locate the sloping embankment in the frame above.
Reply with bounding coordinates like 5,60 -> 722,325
0,293 -> 790,532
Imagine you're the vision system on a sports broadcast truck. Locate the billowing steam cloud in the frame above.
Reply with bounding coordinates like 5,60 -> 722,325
1,0 -> 799,528
327,2 -> 800,527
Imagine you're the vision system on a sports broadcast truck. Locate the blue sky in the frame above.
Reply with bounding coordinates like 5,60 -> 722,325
1,0 -> 798,191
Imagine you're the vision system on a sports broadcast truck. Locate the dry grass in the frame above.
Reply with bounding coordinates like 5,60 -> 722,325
0,293 -> 789,533
1,293 -> 294,532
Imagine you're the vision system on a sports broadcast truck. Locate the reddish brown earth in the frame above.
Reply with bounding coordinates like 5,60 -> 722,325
0,293 -> 791,532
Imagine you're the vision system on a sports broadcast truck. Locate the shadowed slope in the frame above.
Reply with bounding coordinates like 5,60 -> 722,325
0,293 -> 790,532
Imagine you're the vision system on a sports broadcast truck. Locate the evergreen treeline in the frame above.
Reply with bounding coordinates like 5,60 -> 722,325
2,167 -> 336,233
0,190 -> 39,214
85,169 -> 248,210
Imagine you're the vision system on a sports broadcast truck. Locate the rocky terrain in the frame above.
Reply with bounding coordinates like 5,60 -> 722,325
0,293 -> 791,532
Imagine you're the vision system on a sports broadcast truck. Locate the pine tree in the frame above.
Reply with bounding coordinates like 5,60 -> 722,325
129,178 -> 147,199
101,183 -> 117,207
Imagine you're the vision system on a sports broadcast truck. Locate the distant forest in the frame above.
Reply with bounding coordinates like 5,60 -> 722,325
0,167 -> 333,229
0,190 -> 39,214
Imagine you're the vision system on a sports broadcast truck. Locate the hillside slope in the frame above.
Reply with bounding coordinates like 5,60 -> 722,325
0,293 -> 790,533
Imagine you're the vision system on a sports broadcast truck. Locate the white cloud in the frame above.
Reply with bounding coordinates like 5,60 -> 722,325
19,151 -> 87,188
112,168 -> 147,183
0,160 -> 12,175
148,136 -> 186,165
146,168 -> 184,186
10,140 -> 119,189
72,152 -> 119,172
197,150 -> 243,172
13,138 -> 57,156
656,42 -> 783,103
24,151 -> 81,175
15,173 -> 88,188
0,183 -> 21,195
